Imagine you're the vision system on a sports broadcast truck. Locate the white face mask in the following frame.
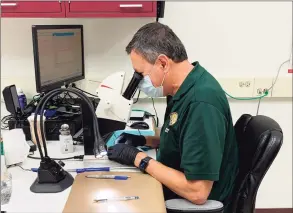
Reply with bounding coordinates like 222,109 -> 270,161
138,74 -> 166,98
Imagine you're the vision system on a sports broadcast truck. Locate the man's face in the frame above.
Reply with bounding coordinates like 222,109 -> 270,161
130,50 -> 166,88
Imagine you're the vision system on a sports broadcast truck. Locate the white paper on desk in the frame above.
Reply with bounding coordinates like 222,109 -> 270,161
2,129 -> 30,166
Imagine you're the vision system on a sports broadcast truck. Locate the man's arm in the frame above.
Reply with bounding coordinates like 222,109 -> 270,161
108,102 -> 226,204
134,152 -> 213,204
145,136 -> 160,148
138,102 -> 227,204
145,127 -> 161,148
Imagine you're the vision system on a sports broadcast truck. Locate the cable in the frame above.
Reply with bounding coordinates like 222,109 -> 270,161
267,59 -> 290,91
28,154 -> 84,161
224,59 -> 290,116
224,59 -> 290,101
1,94 -> 42,130
66,92 -> 76,105
256,98 -> 261,115
60,92 -> 75,105
151,98 -> 159,127
72,85 -> 99,98
1,115 -> 15,130
7,164 -> 31,171
18,165 -> 31,171
133,90 -> 140,104
34,88 -> 104,160
224,90 -> 268,100
0,94 -> 43,130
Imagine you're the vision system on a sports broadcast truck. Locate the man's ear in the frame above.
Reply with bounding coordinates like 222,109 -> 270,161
157,54 -> 169,71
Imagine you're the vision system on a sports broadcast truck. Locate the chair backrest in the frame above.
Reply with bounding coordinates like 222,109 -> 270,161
230,114 -> 283,213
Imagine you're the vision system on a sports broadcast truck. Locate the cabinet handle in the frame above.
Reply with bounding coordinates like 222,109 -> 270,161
1,3 -> 17,6
119,4 -> 143,8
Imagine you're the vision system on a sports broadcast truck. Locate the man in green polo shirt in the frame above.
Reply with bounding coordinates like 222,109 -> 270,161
107,22 -> 239,210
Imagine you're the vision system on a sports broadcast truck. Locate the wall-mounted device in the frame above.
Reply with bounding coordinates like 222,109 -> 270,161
2,85 -> 22,117
32,25 -> 85,93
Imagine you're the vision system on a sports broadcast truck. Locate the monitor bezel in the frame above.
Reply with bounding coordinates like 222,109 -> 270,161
32,25 -> 85,93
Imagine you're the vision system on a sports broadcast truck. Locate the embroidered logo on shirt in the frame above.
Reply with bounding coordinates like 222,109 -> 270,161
165,128 -> 169,133
169,112 -> 178,126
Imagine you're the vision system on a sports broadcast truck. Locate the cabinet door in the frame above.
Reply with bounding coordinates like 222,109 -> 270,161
65,1 -> 157,18
1,1 -> 65,17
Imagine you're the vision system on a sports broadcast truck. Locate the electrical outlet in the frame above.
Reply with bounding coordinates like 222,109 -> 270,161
238,80 -> 251,88
218,78 -> 254,97
253,78 -> 273,97
245,81 -> 251,87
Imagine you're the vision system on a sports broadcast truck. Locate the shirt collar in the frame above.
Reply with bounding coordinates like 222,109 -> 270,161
172,61 -> 205,101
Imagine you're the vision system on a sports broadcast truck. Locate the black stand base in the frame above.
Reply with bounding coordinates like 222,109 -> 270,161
30,171 -> 74,193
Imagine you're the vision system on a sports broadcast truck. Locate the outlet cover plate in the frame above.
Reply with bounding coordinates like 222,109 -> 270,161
218,78 -> 254,98
253,78 -> 273,97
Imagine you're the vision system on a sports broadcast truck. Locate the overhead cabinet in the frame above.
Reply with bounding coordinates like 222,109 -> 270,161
1,1 -> 158,18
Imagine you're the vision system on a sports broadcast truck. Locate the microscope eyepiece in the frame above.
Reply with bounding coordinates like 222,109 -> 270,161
122,72 -> 143,100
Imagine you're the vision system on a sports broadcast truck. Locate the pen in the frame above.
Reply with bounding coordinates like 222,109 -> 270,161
30,167 -> 110,173
94,196 -> 139,202
86,174 -> 130,180
31,167 -> 137,173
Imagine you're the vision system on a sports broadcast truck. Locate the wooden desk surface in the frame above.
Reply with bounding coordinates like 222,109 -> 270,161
63,172 -> 166,213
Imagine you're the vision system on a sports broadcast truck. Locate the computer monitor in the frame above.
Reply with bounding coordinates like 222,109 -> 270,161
32,25 -> 85,93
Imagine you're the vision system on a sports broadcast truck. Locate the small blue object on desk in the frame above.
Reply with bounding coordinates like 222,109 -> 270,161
86,174 -> 130,180
73,167 -> 111,173
31,167 -> 136,173
31,167 -> 112,173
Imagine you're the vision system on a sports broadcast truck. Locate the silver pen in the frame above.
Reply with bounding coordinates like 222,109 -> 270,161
94,196 -> 139,202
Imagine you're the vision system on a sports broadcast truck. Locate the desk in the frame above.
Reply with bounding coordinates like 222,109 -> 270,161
1,140 -> 159,212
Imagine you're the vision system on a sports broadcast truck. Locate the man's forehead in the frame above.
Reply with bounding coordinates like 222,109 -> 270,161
130,51 -> 149,73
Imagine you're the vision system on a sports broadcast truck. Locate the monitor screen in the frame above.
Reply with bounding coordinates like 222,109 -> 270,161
32,25 -> 85,92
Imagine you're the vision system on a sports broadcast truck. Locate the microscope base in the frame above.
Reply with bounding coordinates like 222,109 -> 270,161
30,171 -> 74,193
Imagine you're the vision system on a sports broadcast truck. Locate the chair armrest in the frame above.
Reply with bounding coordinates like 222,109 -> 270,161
165,199 -> 224,213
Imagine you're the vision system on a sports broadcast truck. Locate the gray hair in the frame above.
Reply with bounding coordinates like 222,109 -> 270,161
126,22 -> 188,64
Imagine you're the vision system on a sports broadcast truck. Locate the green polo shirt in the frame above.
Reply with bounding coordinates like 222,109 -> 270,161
157,62 -> 238,207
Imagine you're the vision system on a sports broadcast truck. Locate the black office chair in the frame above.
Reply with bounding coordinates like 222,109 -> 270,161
165,114 -> 283,213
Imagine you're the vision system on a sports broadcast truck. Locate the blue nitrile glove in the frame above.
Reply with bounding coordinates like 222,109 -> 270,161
114,133 -> 146,147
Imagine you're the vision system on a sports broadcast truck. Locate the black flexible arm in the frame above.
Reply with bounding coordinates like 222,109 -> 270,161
33,88 -> 104,161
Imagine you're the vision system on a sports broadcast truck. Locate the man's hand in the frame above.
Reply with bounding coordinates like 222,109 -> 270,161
107,144 -> 141,166
114,133 -> 146,147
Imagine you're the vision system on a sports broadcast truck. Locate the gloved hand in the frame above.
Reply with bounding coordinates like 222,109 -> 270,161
107,143 -> 141,166
114,133 -> 146,147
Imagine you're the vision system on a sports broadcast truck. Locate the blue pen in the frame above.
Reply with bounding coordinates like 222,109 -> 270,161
30,167 -> 110,173
86,174 -> 130,180
31,167 -> 136,173
73,167 -> 111,173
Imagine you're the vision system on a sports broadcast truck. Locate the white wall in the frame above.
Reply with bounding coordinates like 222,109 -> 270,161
1,2 -> 292,209
0,18 -> 156,97
160,2 -> 292,209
